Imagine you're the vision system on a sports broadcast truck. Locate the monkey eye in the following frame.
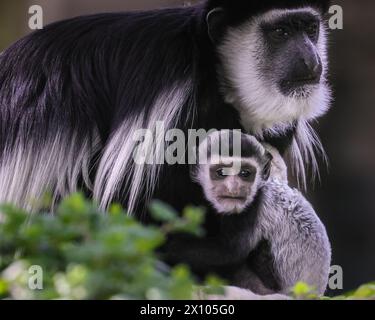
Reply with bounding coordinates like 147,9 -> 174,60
269,27 -> 291,41
216,168 -> 227,178
239,169 -> 252,179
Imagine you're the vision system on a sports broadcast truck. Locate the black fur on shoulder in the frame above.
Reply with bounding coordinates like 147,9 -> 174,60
0,5 -> 240,216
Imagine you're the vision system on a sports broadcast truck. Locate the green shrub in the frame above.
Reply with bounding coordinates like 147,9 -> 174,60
0,194 -> 373,300
0,194 -> 223,300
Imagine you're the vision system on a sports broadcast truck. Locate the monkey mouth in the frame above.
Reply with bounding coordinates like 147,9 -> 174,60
280,76 -> 320,94
289,76 -> 320,86
219,196 -> 247,201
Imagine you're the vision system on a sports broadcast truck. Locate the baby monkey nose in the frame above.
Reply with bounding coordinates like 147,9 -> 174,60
225,177 -> 248,196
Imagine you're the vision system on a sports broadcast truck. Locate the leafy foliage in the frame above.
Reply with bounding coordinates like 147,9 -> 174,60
0,193 -> 221,300
330,283 -> 375,300
0,194 -> 373,300
291,282 -> 375,300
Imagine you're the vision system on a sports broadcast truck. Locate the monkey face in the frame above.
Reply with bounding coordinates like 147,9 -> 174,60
209,164 -> 258,214
193,131 -> 272,215
217,7 -> 331,133
194,156 -> 263,215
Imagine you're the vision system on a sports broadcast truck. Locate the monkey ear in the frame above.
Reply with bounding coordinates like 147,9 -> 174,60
206,7 -> 226,43
262,151 -> 273,181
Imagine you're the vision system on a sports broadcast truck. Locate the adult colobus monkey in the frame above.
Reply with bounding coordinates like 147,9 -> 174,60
0,0 -> 331,216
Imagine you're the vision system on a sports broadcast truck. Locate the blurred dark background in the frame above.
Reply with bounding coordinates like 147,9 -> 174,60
0,0 -> 374,294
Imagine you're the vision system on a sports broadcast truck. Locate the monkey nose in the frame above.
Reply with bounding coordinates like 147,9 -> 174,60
302,56 -> 322,80
228,179 -> 240,191
228,186 -> 244,197
228,190 -> 239,196
282,56 -> 322,93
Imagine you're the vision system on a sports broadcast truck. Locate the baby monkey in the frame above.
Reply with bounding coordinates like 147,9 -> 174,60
164,130 -> 331,295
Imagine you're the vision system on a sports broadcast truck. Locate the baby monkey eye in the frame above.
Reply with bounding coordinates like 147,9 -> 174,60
216,168 -> 227,178
239,169 -> 252,178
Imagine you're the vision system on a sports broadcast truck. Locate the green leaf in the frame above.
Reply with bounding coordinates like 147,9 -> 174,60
292,282 -> 318,299
0,279 -> 9,295
149,200 -> 178,222
351,283 -> 375,299
183,206 -> 205,226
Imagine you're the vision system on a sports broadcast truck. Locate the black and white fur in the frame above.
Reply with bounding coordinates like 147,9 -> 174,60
0,0 -> 331,215
166,131 -> 331,295
216,4 -> 331,185
246,172 -> 332,295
